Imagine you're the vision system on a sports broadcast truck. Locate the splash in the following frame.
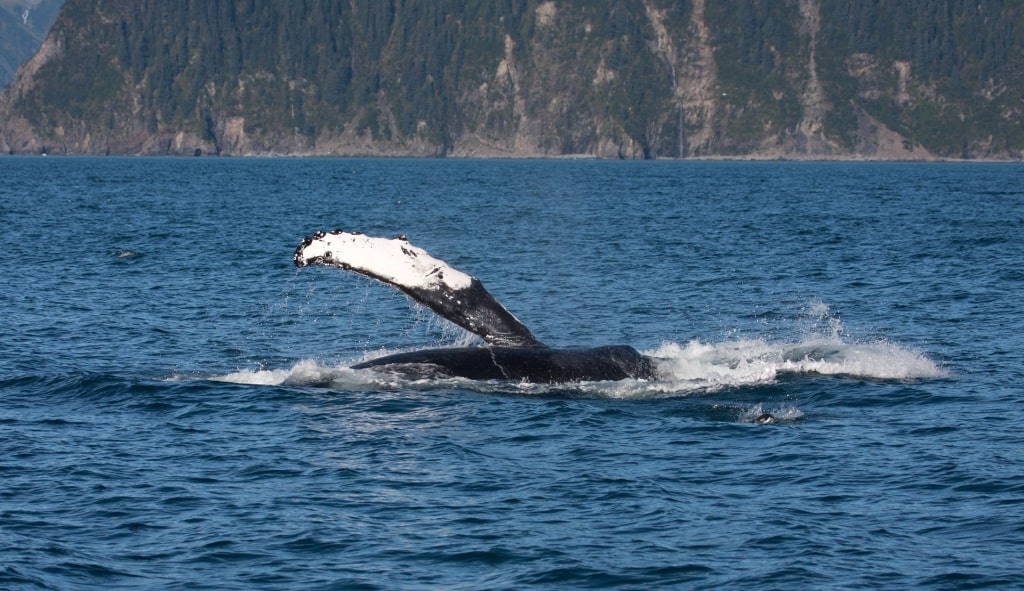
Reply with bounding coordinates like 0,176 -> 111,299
647,335 -> 948,392
740,403 -> 805,423
211,334 -> 944,399
215,359 -> 346,387
214,357 -> 397,390
211,347 -> 492,391
212,301 -> 947,398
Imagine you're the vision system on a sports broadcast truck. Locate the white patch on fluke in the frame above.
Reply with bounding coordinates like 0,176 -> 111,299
298,231 -> 473,291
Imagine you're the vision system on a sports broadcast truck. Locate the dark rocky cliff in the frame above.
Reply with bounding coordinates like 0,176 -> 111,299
1,0 -> 1022,159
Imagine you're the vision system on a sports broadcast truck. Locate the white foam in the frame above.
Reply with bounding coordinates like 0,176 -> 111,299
298,232 -> 473,290
645,336 -> 949,392
739,403 -> 805,423
215,359 -> 343,386
211,347 -> 467,390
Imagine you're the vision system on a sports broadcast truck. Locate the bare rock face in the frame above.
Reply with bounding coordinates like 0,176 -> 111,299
1,0 -> 1021,159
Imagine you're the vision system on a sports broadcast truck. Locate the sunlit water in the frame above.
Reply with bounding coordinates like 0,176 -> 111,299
1,158 -> 1021,589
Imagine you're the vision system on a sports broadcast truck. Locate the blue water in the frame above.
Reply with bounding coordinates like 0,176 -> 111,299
1,157 -> 1022,589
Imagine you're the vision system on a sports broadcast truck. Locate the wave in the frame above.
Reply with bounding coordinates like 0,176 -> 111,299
211,334 -> 947,400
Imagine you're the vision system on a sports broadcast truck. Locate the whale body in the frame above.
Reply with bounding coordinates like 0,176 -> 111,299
350,345 -> 654,382
293,230 -> 656,383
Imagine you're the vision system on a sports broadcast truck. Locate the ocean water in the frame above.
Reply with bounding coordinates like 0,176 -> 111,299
1,157 -> 1021,590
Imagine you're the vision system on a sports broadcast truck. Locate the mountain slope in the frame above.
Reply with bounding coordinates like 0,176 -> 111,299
1,0 -> 1021,159
0,0 -> 65,88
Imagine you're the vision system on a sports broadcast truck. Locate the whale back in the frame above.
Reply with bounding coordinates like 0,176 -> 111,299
294,230 -> 544,347
351,345 -> 655,382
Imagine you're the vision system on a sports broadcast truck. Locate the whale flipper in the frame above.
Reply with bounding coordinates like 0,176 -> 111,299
293,230 -> 656,383
293,230 -> 544,347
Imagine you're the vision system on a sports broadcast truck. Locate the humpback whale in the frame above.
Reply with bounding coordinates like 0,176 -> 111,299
293,230 -> 657,383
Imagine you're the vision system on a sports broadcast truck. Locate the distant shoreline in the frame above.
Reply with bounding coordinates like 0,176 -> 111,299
3,151 -> 1020,163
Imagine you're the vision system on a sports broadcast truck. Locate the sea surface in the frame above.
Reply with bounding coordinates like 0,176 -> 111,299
1,157 -> 1022,590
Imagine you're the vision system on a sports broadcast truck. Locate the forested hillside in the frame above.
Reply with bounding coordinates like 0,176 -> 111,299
0,0 -> 64,88
1,0 -> 1021,159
